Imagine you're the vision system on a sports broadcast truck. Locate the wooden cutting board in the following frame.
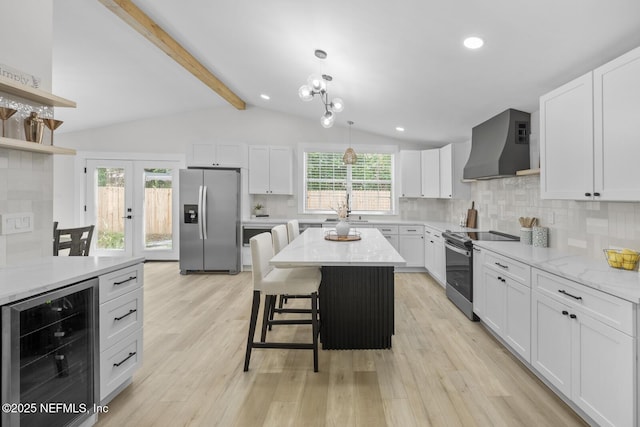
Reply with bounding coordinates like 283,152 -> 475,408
466,201 -> 477,228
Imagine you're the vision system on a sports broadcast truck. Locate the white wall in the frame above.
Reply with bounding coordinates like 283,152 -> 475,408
53,106 -> 413,225
0,1 -> 54,266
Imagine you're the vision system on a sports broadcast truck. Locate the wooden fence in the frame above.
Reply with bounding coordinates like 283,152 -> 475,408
97,187 -> 172,234
306,190 -> 391,211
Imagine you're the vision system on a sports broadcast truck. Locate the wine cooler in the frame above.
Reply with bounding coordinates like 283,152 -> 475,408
2,278 -> 98,427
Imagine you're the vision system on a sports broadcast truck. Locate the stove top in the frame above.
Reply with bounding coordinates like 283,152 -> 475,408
442,230 -> 519,247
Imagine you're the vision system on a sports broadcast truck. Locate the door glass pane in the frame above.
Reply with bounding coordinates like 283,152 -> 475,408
96,167 -> 125,251
143,168 -> 173,250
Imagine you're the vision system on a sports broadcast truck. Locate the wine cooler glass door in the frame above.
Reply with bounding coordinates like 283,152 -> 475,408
2,278 -> 98,427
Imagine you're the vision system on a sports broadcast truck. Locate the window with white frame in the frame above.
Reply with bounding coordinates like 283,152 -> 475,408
304,151 -> 394,214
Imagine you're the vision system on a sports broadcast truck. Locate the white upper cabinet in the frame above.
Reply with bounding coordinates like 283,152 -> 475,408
400,143 -> 469,199
420,149 -> 440,197
248,145 -> 293,195
540,73 -> 594,200
439,143 -> 471,199
187,142 -> 247,168
593,46 -> 640,200
400,150 -> 422,197
541,46 -> 640,201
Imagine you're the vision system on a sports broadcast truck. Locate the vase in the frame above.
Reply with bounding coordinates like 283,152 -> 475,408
335,220 -> 350,237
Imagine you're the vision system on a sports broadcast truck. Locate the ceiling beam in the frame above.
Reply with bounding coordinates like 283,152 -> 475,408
98,0 -> 246,110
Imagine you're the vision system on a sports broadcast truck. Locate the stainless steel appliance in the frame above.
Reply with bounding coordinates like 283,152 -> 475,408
442,230 -> 519,320
179,168 -> 241,274
2,278 -> 98,427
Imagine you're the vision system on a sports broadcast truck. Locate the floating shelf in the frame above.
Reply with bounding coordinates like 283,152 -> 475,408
0,137 -> 76,155
516,168 -> 541,176
0,75 -> 76,108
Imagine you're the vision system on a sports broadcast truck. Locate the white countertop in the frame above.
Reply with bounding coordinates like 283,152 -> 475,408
475,241 -> 640,303
243,217 -> 475,232
270,228 -> 406,267
0,256 -> 145,305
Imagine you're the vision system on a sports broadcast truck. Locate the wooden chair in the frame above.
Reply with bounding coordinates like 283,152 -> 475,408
244,232 -> 321,372
53,225 -> 95,256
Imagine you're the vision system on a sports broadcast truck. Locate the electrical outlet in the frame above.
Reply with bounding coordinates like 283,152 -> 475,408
547,211 -> 555,225
0,212 -> 34,235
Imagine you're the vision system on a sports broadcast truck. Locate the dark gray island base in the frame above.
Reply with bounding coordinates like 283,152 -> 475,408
319,265 -> 395,349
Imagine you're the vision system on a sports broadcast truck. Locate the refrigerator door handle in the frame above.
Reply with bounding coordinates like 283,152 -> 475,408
202,185 -> 208,239
198,185 -> 204,240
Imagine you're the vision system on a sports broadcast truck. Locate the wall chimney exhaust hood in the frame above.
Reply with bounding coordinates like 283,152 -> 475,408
463,109 -> 530,180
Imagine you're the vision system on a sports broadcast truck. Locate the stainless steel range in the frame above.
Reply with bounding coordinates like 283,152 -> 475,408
441,230 -> 519,320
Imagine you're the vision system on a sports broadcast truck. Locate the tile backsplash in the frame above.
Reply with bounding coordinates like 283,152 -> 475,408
0,148 -> 53,267
441,175 -> 640,260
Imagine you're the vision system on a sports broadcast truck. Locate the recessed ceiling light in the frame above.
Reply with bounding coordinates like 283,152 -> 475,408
463,36 -> 484,49
260,94 -> 270,100
396,127 -> 405,132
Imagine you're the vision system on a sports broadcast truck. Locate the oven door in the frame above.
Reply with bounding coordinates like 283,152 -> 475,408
444,242 -> 472,301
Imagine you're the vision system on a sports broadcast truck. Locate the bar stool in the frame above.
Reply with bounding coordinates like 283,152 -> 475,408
286,219 -> 300,242
244,232 -> 321,372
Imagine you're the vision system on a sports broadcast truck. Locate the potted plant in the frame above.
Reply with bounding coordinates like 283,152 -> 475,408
254,203 -> 264,216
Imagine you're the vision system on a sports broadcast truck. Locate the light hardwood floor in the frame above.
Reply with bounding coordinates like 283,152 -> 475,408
96,262 -> 587,427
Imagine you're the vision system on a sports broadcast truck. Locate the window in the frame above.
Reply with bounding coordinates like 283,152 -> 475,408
304,151 -> 394,214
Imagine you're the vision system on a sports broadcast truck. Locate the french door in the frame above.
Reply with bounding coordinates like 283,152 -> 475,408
85,159 -> 180,260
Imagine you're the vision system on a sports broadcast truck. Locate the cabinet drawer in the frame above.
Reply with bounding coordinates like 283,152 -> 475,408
532,268 -> 634,335
484,251 -> 530,286
99,264 -> 143,303
100,327 -> 143,400
100,288 -> 144,351
399,225 -> 423,235
376,225 -> 398,234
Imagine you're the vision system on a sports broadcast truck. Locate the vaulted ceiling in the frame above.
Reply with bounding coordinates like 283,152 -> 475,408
52,0 -> 640,144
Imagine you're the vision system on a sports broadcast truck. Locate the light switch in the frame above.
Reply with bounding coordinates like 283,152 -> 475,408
0,212 -> 34,235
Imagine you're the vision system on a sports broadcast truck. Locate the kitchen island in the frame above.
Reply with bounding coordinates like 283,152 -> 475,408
270,228 -> 406,349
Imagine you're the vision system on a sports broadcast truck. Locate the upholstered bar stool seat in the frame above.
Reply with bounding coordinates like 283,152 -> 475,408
244,232 -> 321,372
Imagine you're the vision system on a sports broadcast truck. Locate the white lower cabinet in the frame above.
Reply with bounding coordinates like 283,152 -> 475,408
99,263 -> 144,404
424,226 -> 445,286
531,269 -> 635,427
398,225 -> 424,267
479,250 -> 531,362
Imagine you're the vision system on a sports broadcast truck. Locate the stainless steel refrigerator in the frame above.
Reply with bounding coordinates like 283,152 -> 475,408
179,168 -> 241,274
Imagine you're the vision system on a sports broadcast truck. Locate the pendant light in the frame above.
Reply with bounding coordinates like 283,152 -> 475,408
343,121 -> 357,165
298,50 -> 344,128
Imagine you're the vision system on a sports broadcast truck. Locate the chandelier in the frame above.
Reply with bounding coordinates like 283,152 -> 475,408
298,49 -> 344,128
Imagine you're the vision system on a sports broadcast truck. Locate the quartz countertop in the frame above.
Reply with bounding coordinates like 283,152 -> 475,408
270,228 -> 406,267
243,218 -> 475,232
474,241 -> 640,303
0,256 -> 145,305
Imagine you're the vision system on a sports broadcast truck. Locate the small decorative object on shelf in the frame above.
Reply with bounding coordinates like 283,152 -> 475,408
42,118 -> 63,146
253,203 -> 265,217
24,111 -> 44,143
0,107 -> 17,137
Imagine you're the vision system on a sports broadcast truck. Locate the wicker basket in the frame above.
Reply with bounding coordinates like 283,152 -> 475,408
603,249 -> 640,270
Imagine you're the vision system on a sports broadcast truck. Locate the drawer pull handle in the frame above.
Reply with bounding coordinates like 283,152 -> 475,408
114,309 -> 137,321
495,262 -> 509,269
407,229 -> 417,232
114,352 -> 137,367
561,310 -> 569,316
114,276 -> 136,286
558,289 -> 582,300
569,314 -> 577,319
